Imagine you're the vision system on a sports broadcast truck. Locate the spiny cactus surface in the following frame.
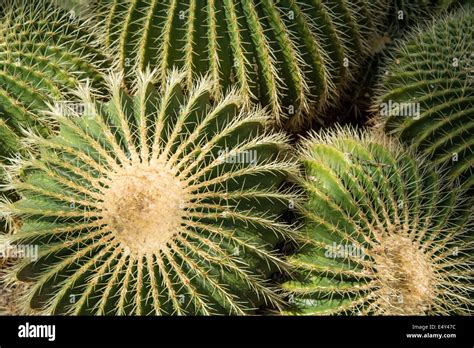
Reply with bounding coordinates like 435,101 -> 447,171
389,0 -> 458,29
0,257 -> 29,315
83,0 -> 391,130
0,68 -> 299,315
0,0 -> 112,231
374,7 -> 473,188
0,0 -> 111,147
283,127 -> 472,315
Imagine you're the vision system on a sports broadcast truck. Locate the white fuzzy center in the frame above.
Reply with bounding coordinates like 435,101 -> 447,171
102,162 -> 187,255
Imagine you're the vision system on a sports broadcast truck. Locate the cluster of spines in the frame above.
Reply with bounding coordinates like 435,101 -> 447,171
373,6 -> 473,189
79,0 -> 391,130
0,0 -> 471,318
0,68 -> 300,315
0,0 -> 111,141
282,127 -> 473,315
0,0 -> 113,233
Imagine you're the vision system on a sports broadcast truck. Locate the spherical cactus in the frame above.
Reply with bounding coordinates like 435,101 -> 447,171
0,68 -> 299,315
282,127 -> 473,315
373,6 -> 473,189
0,0 -> 111,141
0,0 -> 112,230
81,0 -> 390,130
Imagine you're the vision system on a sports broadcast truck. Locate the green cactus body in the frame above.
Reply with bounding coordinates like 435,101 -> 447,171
374,7 -> 473,189
391,0 -> 457,26
54,0 -> 89,14
0,1 -> 112,232
0,68 -> 299,315
283,127 -> 472,315
83,0 -> 389,130
0,1 -> 111,143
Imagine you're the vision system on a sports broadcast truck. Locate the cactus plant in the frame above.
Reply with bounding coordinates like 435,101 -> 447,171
0,0 -> 111,135
373,6 -> 473,189
78,0 -> 392,130
0,0 -> 112,229
0,68 -> 299,315
282,127 -> 473,315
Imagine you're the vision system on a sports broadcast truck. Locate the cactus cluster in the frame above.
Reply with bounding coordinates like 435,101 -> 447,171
0,0 -> 471,318
374,6 -> 473,188
0,69 -> 298,315
283,127 -> 472,315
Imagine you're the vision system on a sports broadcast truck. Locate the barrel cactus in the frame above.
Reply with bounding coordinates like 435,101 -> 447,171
373,6 -> 473,188
0,68 -> 299,315
282,127 -> 473,315
0,0 -> 111,138
78,0 -> 391,130
388,0 -> 459,32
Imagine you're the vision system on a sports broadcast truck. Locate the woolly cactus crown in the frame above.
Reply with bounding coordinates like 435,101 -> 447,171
283,127 -> 472,315
0,68 -> 300,315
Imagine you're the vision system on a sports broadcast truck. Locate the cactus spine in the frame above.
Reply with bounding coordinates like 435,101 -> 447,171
283,127 -> 472,315
389,0 -> 458,29
0,68 -> 299,315
374,6 -> 473,188
0,0 -> 112,229
0,1 -> 111,136
82,0 -> 390,130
